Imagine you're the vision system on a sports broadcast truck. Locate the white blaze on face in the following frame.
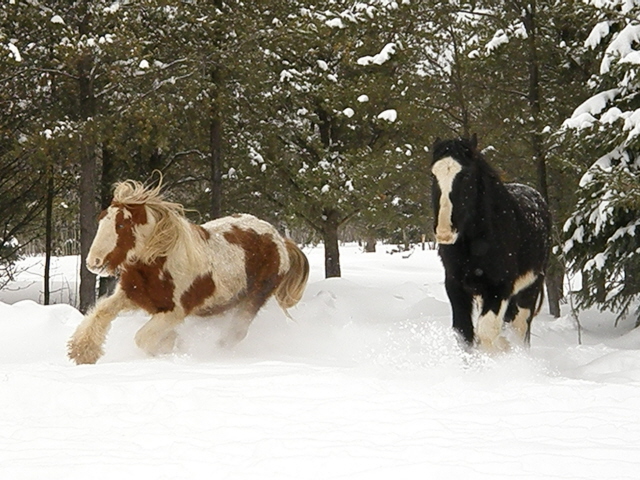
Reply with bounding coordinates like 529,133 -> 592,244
432,156 -> 462,244
87,206 -> 120,275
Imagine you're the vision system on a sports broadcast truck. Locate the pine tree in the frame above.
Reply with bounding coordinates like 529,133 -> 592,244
243,1 -> 418,277
562,0 -> 640,325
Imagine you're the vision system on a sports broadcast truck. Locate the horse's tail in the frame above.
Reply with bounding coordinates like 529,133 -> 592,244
533,274 -> 546,317
275,239 -> 309,311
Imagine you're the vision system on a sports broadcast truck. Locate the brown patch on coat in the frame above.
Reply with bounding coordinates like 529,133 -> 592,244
223,225 -> 282,308
192,224 -> 211,241
181,274 -> 216,315
120,256 -> 175,314
103,204 -> 148,271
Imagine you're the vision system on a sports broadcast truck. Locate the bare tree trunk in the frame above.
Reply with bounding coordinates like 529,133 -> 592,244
98,144 -> 117,298
43,167 -> 54,305
77,39 -> 97,312
79,141 -> 97,313
546,256 -> 564,317
209,99 -> 222,219
523,0 -> 562,317
209,1 -> 224,219
322,209 -> 341,278
364,235 -> 376,253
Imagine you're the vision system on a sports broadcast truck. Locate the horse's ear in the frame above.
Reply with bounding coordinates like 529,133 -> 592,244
433,137 -> 441,148
470,133 -> 478,150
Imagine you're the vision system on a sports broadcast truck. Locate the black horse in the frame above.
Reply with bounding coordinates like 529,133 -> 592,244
431,135 -> 551,351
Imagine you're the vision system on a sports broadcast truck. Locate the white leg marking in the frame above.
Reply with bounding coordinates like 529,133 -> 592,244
476,301 -> 509,352
68,287 -> 132,364
511,306 -> 531,343
432,157 -> 462,244
512,271 -> 536,296
135,311 -> 184,356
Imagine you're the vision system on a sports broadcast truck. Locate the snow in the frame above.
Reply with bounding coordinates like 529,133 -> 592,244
325,18 -> 345,29
564,88 -> 619,130
377,109 -> 397,122
601,23 -> 640,73
486,29 -> 509,53
1,245 -> 640,479
585,20 -> 611,49
7,43 -> 22,62
342,107 -> 355,118
357,43 -> 397,66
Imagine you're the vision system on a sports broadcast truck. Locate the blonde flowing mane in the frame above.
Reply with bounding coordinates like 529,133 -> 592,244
112,177 -> 191,264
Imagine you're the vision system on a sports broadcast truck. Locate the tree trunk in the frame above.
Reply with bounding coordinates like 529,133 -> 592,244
209,104 -> 222,219
545,255 -> 564,317
77,44 -> 97,313
364,235 -> 376,253
322,209 -> 341,278
43,167 -> 54,305
79,141 -> 97,313
523,0 -> 562,317
98,144 -> 117,298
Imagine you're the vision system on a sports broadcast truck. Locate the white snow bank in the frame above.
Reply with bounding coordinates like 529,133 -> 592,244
1,245 -> 640,479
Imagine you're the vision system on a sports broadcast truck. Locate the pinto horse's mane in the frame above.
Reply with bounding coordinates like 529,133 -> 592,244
112,179 -> 192,264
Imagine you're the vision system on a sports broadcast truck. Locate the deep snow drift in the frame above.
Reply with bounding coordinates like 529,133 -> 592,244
1,244 -> 640,479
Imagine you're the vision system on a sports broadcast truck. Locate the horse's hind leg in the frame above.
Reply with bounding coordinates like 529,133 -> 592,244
511,278 -> 544,345
135,310 -> 184,356
218,298 -> 265,348
68,287 -> 132,365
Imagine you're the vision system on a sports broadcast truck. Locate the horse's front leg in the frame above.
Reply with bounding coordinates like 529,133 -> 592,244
68,287 -> 132,365
134,309 -> 185,356
476,292 -> 510,353
445,277 -> 474,344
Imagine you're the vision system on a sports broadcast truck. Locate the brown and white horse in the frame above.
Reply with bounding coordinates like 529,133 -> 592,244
68,180 -> 309,364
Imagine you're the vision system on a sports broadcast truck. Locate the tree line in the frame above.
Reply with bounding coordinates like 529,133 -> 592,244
1,1 -> 639,324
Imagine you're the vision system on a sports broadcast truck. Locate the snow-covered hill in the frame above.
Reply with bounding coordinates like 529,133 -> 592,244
1,244 -> 639,479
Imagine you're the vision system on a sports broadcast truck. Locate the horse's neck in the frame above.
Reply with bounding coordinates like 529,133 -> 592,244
136,214 -> 207,271
475,172 -> 515,229
168,217 -> 209,269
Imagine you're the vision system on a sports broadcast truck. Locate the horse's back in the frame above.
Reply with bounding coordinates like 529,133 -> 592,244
201,213 -> 290,276
506,183 -> 551,270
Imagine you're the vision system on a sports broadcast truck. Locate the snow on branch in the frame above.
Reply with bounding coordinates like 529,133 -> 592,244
563,89 -> 620,130
6,43 -> 22,62
578,146 -> 628,187
485,23 -> 527,54
584,0 -> 640,14
357,43 -> 397,66
601,23 -> 640,74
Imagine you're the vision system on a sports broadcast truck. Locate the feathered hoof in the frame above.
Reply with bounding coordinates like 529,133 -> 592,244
135,328 -> 177,356
67,338 -> 103,365
477,335 -> 510,355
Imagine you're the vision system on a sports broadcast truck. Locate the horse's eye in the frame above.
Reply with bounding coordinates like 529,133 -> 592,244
117,224 -> 124,230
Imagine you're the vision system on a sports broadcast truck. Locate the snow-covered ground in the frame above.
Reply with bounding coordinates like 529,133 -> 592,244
1,244 -> 639,479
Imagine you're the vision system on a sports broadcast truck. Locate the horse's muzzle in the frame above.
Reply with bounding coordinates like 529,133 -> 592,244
86,258 -> 113,277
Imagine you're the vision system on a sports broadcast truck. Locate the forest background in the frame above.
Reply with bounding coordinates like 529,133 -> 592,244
1,0 -> 639,325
